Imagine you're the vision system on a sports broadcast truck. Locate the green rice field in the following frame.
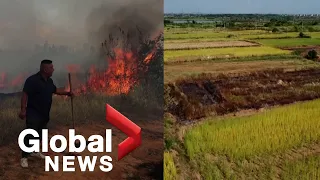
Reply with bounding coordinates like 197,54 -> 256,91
165,30 -> 320,40
165,46 -> 291,62
185,99 -> 320,160
180,99 -> 320,179
257,38 -> 320,47
281,156 -> 320,180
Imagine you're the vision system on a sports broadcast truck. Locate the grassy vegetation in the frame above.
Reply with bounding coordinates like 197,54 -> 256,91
185,99 -> 320,160
165,46 -> 291,62
164,100 -> 320,179
0,95 -> 109,146
241,32 -> 320,40
0,87 -> 159,147
164,40 -> 259,50
281,156 -> 320,180
165,30 -> 230,40
164,151 -> 177,180
165,30 -> 320,40
257,38 -> 320,47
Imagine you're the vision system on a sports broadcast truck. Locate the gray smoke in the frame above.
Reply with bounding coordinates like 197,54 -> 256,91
85,0 -> 163,48
0,0 -> 163,93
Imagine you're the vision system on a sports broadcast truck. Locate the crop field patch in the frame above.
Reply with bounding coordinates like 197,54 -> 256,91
165,30 -> 320,40
164,40 -> 259,50
256,38 -> 320,48
183,101 -> 320,179
164,58 -> 320,82
164,46 -> 291,62
185,99 -> 320,160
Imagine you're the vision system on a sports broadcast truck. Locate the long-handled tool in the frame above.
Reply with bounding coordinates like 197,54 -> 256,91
68,73 -> 75,130
68,73 -> 80,148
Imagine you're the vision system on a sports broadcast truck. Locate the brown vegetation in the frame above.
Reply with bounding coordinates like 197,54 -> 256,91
165,68 -> 320,121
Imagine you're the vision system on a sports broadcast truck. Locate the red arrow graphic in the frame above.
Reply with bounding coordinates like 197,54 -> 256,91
105,104 -> 141,160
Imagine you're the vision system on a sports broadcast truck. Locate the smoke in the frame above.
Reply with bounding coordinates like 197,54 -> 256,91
0,0 -> 163,93
85,0 -> 163,49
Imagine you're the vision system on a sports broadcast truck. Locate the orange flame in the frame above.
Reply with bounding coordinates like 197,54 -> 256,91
65,47 -> 155,96
143,48 -> 156,64
0,72 -> 25,90
86,48 -> 138,95
0,46 -> 156,95
10,73 -> 24,87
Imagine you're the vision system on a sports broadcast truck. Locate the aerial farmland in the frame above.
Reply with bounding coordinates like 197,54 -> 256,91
164,14 -> 320,179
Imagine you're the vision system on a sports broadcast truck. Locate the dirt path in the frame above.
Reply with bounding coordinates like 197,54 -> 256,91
0,119 -> 163,180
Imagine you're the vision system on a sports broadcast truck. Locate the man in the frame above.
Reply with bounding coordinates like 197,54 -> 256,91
18,59 -> 73,168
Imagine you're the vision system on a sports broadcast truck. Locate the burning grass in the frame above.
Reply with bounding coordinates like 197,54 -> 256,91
164,46 -> 291,62
165,68 -> 320,121
63,31 -> 163,98
0,29 -> 164,147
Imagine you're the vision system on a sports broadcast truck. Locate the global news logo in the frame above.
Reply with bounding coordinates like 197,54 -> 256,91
18,104 -> 141,172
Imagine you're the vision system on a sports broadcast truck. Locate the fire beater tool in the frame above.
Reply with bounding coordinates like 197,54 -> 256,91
68,73 -> 80,148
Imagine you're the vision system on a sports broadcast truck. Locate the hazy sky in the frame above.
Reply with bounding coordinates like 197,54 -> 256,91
164,0 -> 320,14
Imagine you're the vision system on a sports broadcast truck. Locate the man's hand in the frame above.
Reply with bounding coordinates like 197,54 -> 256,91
55,88 -> 75,97
19,109 -> 26,120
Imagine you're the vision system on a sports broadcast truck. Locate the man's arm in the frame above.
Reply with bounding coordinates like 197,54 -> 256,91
52,81 -> 72,96
54,88 -> 72,96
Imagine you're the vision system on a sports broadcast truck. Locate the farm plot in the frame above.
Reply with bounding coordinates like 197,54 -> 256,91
165,68 -> 320,120
185,99 -> 320,160
166,30 -> 320,41
183,99 -> 320,179
257,38 -> 320,48
165,31 -> 230,40
164,46 -> 291,62
164,30 -> 279,40
164,40 -> 259,50
164,58 -> 320,82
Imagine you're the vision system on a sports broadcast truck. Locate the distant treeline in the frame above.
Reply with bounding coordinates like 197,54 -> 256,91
164,14 -> 320,31
165,14 -> 320,21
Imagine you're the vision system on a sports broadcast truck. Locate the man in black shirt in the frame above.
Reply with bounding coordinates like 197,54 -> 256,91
19,59 -> 73,168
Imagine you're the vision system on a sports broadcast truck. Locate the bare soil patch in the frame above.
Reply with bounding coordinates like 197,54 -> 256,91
165,68 -> 320,121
